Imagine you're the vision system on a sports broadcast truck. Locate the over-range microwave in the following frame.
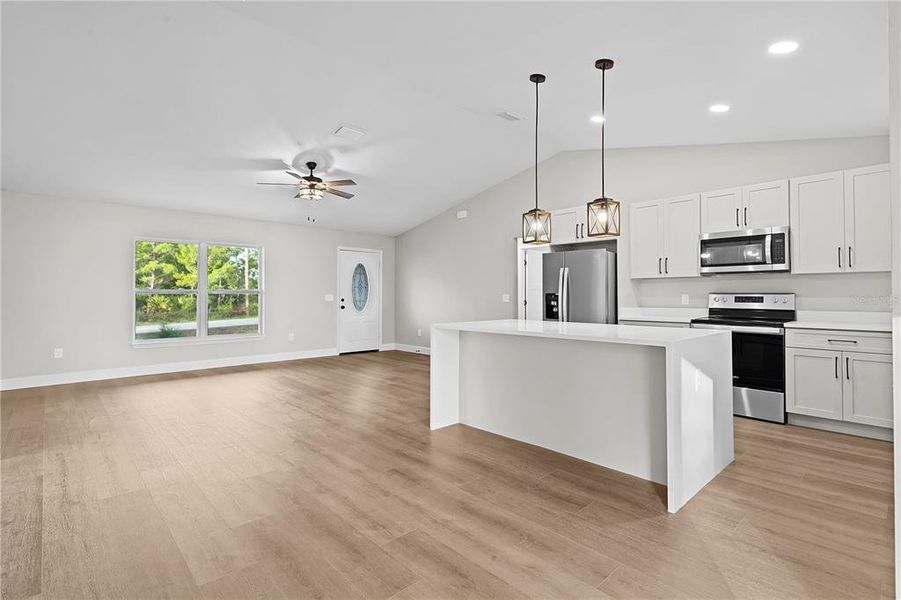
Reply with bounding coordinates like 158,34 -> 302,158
699,226 -> 790,274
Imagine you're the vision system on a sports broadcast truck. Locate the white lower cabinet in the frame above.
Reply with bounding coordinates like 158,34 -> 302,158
786,328 -> 892,430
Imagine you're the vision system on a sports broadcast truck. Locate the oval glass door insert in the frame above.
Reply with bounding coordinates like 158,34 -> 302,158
351,263 -> 369,312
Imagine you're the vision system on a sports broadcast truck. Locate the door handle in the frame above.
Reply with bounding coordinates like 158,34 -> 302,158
658,257 -> 662,275
834,356 -> 839,379
743,207 -> 748,227
664,257 -> 669,274
735,208 -> 739,228
837,247 -> 842,269
557,267 -> 565,322
848,246 -> 852,269
846,356 -> 850,380
562,267 -> 570,322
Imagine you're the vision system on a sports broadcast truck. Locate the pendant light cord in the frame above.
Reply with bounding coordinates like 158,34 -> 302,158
534,78 -> 539,211
601,66 -> 606,199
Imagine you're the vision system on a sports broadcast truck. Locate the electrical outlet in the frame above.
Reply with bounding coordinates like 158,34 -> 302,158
417,328 -> 422,337
456,209 -> 468,220
502,294 -> 511,303
287,332 -> 295,342
324,294 -> 334,302
681,294 -> 690,305
53,347 -> 63,359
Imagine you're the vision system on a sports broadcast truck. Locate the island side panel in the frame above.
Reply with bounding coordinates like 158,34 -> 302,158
430,326 -> 461,430
664,331 -> 734,513
458,331 -> 668,485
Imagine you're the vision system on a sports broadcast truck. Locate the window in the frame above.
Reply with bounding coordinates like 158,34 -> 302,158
134,240 -> 262,343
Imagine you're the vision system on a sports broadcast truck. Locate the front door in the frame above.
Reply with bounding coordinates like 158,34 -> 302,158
338,249 -> 381,353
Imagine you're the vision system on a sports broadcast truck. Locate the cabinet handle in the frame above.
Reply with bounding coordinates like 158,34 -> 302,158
582,223 -> 586,238
735,208 -> 739,228
658,258 -> 662,274
846,356 -> 850,380
834,356 -> 839,379
743,207 -> 748,227
837,247 -> 842,269
665,257 -> 669,274
575,224 -> 579,239
848,246 -> 852,269
827,338 -> 858,344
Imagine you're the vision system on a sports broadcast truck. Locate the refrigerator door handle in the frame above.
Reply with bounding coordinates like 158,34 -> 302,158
557,267 -> 565,322
562,267 -> 570,322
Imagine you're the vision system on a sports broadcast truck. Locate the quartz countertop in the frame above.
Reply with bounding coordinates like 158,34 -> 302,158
618,307 -> 706,324
785,311 -> 892,333
433,319 -> 727,348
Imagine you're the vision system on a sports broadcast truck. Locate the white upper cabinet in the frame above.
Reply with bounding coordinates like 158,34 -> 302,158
789,171 -> 845,274
630,195 -> 699,279
663,194 -> 700,278
550,206 -> 588,244
630,200 -> 663,279
742,179 -> 789,229
700,187 -> 742,233
844,164 -> 891,273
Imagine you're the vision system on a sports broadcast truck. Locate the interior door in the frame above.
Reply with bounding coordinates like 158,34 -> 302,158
742,180 -> 789,228
629,201 -> 662,279
663,194 -> 700,277
700,187 -> 742,233
844,164 -> 891,273
338,249 -> 381,353
524,247 -> 548,320
842,351 -> 893,428
789,171 -> 845,274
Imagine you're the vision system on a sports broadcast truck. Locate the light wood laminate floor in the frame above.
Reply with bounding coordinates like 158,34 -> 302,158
1,351 -> 894,599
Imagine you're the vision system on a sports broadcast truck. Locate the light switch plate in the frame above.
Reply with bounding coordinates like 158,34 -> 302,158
53,348 -> 63,359
681,294 -> 690,305
324,294 -> 334,302
502,294 -> 511,303
417,328 -> 422,337
456,210 -> 468,220
288,332 -> 295,342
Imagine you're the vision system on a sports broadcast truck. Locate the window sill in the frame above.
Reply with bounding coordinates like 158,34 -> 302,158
132,335 -> 265,349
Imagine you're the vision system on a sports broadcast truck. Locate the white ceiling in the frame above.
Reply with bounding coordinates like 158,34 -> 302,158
1,1 -> 889,235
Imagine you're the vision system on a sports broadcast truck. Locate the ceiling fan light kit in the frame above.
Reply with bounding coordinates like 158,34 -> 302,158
258,161 -> 356,204
587,58 -> 621,238
522,73 -> 551,245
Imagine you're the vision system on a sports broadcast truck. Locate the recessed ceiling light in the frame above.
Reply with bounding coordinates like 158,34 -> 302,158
709,104 -> 730,113
768,40 -> 799,55
590,114 -> 605,124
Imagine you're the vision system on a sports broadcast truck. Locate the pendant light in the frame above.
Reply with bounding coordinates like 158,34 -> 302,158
587,58 -> 621,237
522,73 -> 551,244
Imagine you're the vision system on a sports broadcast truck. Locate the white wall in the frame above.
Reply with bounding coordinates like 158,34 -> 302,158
0,191 -> 396,383
397,136 -> 891,347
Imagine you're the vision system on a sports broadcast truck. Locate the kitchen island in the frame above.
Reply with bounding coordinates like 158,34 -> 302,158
430,319 -> 733,513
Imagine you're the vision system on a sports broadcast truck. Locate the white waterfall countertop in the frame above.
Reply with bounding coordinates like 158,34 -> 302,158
433,319 -> 726,348
430,319 -> 734,513
617,307 -> 707,324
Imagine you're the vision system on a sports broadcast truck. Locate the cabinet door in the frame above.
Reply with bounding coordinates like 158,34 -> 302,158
844,164 -> 891,273
785,348 -> 843,420
663,194 -> 700,278
551,208 -> 579,245
789,171 -> 845,274
700,187 -> 742,233
842,351 -> 893,428
629,201 -> 663,279
742,180 -> 789,228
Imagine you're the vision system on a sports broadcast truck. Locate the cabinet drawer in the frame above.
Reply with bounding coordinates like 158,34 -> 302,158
785,329 -> 891,354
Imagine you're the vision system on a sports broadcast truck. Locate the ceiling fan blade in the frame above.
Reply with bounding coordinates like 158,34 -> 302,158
325,188 -> 355,199
324,179 -> 356,187
257,182 -> 297,186
284,170 -> 304,180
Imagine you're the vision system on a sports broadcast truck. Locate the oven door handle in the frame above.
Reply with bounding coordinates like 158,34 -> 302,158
690,323 -> 784,336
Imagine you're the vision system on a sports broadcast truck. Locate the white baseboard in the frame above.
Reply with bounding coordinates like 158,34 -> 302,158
0,348 -> 339,391
396,344 -> 431,355
380,343 -> 397,351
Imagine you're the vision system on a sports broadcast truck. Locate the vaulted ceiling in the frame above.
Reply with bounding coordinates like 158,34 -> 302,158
2,1 -> 888,235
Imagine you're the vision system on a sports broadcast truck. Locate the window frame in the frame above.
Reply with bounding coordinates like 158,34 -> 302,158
132,238 -> 265,347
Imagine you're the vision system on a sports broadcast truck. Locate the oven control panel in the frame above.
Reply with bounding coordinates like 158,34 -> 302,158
708,293 -> 795,310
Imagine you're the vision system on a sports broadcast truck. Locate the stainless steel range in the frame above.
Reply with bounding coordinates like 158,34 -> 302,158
690,293 -> 796,424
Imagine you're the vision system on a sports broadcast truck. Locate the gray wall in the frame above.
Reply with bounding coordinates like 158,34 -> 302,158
1,191 -> 396,380
397,136 -> 891,347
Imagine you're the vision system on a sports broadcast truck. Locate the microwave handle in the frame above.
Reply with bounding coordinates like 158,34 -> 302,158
764,234 -> 772,264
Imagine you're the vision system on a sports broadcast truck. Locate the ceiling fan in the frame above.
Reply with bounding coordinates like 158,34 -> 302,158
257,161 -> 356,201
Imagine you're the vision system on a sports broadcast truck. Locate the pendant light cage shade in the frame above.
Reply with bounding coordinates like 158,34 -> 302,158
587,197 -> 621,237
522,208 -> 551,244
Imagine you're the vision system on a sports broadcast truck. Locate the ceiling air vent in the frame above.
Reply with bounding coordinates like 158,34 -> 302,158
333,124 -> 367,141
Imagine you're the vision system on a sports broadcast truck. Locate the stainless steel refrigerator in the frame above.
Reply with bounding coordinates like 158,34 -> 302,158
542,248 -> 617,323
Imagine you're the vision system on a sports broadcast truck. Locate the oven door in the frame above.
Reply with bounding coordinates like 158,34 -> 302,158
690,323 -> 786,423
